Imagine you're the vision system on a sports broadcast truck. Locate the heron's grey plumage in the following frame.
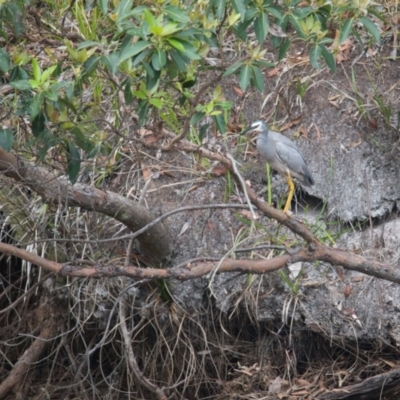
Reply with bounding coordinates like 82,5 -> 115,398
242,120 -> 314,186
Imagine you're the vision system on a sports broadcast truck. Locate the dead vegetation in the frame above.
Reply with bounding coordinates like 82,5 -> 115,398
2,1 -> 400,399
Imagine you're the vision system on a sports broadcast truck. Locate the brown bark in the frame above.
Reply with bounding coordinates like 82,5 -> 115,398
0,240 -> 399,286
0,148 -> 172,266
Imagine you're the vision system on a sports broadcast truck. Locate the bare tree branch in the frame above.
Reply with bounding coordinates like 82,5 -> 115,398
0,147 -> 172,266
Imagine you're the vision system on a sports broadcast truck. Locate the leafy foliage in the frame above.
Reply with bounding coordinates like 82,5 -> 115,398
0,0 -> 383,182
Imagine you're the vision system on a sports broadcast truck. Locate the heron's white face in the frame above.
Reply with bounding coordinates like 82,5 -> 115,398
250,121 -> 264,132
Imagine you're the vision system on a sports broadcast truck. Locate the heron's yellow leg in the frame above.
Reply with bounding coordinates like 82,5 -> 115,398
283,175 -> 295,213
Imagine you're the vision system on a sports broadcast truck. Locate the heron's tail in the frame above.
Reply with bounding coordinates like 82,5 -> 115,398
301,166 -> 315,186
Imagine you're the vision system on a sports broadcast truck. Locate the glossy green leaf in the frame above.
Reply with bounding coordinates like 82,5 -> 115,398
83,55 -> 100,75
251,65 -> 264,92
319,44 -> 336,72
32,112 -> 46,137
145,68 -> 161,91
164,5 -> 189,23
214,114 -> 226,133
239,64 -> 252,91
149,98 -> 163,108
0,49 -> 10,73
143,8 -> 157,28
131,50 -> 149,68
67,142 -> 81,184
30,93 -> 44,120
0,128 -> 14,151
288,14 -> 306,39
167,38 -> 186,52
124,81 -> 133,105
119,41 -> 152,63
190,111 -> 205,125
254,12 -> 269,44
101,54 -> 120,74
77,40 -> 101,50
216,0 -> 226,20
231,0 -> 246,20
169,49 -> 188,71
99,0 -> 108,15
32,58 -> 41,81
152,49 -> 166,70
339,18 -> 354,45
9,80 -> 31,90
222,61 -> 243,77
309,45 -> 321,69
293,6 -> 313,19
359,16 -> 380,44
278,38 -> 291,60
232,19 -> 253,41
265,6 -> 283,20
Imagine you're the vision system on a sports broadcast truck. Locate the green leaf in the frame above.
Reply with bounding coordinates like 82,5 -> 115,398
339,18 -> 353,45
265,6 -> 283,20
169,49 -> 188,71
254,12 -> 269,44
119,41 -> 152,63
124,80 -> 133,105
132,48 -> 152,66
190,111 -> 205,125
0,129 -> 13,151
40,65 -> 57,83
32,58 -> 41,81
116,0 -> 133,21
231,0 -> 246,20
319,44 -> 336,72
145,66 -> 161,91
214,114 -> 226,133
143,8 -> 157,28
32,112 -> 46,137
149,98 -> 163,108
288,14 -> 306,39
359,16 -> 381,44
278,38 -> 291,60
77,40 -> 101,50
30,93 -> 44,120
99,0 -> 108,15
167,38 -> 186,52
251,65 -> 264,92
82,55 -> 100,75
309,45 -> 321,69
67,142 -> 81,184
222,61 -> 243,77
292,6 -> 313,19
9,80 -> 32,90
152,49 -> 167,70
0,49 -> 10,73
216,0 -> 226,20
239,64 -> 252,91
232,20 -> 253,41
101,54 -> 120,74
169,38 -> 201,59
164,5 -> 189,23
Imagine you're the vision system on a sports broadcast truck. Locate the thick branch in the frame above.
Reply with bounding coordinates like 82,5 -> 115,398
1,241 -> 400,285
0,148 -> 172,266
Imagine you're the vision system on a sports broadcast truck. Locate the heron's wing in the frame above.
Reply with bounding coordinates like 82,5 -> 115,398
269,131 -> 302,153
275,140 -> 314,185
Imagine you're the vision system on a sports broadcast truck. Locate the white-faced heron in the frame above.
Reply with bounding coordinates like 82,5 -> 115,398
241,120 -> 314,213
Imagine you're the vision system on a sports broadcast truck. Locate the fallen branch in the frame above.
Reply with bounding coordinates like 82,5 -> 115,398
0,147 -> 172,266
0,240 -> 399,284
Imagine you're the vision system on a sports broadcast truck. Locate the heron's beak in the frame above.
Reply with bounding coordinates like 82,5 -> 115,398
240,126 -> 254,135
